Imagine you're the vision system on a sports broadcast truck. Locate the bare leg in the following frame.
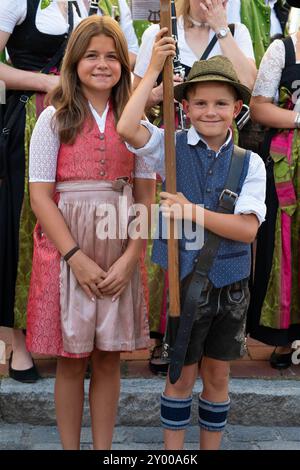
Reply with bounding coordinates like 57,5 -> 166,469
164,363 -> 199,450
89,350 -> 120,450
11,329 -> 33,370
55,356 -> 89,450
200,356 -> 230,450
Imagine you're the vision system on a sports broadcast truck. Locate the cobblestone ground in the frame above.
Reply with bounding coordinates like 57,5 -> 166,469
1,424 -> 300,450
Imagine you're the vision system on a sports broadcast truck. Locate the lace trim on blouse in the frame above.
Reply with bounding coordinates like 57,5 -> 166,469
29,106 -> 155,182
252,36 -> 298,99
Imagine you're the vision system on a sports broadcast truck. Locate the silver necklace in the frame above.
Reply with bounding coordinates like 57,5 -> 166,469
188,15 -> 209,28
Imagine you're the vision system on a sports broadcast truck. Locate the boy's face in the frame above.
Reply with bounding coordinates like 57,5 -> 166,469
182,82 -> 243,146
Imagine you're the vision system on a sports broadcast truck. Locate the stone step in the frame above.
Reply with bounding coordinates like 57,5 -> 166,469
1,377 -> 300,427
2,423 -> 300,450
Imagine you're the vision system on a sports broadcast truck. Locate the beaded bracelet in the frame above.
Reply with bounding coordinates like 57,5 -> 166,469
64,246 -> 80,262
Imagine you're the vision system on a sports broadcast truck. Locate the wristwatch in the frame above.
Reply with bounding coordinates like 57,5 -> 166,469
216,26 -> 230,39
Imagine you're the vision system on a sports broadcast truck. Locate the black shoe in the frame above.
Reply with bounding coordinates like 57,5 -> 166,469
269,349 -> 292,370
8,352 -> 41,383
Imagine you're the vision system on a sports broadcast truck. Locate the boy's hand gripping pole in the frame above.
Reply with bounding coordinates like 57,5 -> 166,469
160,0 -> 181,367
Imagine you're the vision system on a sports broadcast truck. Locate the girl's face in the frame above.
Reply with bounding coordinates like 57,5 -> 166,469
77,34 -> 121,96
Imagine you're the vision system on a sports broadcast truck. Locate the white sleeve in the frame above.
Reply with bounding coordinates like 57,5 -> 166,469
234,152 -> 266,225
226,0 -> 241,23
133,24 -> 159,78
252,39 -> 285,99
29,106 -> 60,183
119,0 -> 139,55
126,121 -> 166,180
0,0 -> 26,33
233,23 -> 255,61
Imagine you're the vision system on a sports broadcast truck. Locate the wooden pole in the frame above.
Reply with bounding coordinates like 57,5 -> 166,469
160,0 -> 180,316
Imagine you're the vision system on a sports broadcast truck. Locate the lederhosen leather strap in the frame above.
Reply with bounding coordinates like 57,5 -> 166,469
168,145 -> 248,384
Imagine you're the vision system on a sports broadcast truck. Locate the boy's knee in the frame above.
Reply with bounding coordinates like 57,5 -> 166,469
201,363 -> 229,393
198,395 -> 230,432
203,374 -> 229,394
161,393 -> 193,431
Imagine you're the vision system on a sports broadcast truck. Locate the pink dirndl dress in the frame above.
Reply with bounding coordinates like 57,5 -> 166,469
26,106 -> 150,357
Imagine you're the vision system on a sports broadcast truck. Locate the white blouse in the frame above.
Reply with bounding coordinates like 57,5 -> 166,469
134,16 -> 255,79
252,34 -> 299,99
0,0 -> 86,35
29,106 -> 156,182
0,0 -> 139,54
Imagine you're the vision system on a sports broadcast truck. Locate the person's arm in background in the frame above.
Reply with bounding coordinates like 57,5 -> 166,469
132,24 -> 182,108
0,0 -> 59,92
250,37 -> 298,128
200,0 -> 257,89
0,31 -> 59,92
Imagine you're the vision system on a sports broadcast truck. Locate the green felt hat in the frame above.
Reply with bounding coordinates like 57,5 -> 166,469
174,55 -> 251,105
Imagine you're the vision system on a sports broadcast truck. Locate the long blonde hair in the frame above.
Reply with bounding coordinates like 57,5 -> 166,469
50,16 -> 131,144
175,0 -> 193,28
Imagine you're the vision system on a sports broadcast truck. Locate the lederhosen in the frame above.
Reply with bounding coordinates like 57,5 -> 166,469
0,0 -> 75,327
247,36 -> 300,345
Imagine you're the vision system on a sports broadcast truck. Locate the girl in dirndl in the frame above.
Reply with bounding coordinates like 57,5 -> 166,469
26,15 -> 155,450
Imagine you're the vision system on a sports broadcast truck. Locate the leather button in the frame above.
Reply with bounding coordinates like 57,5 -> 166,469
99,134 -> 105,140
206,188 -> 211,193
100,159 -> 105,164
100,171 -> 105,176
208,169 -> 213,175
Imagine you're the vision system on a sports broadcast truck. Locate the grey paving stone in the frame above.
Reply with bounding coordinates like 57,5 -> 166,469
257,441 -> 300,450
0,443 -> 28,450
220,439 -> 257,450
28,425 -> 60,444
111,443 -> 162,450
0,423 -> 23,443
80,427 -> 92,443
226,424 -> 280,442
113,426 -> 199,444
277,426 -> 300,441
31,443 -> 62,450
